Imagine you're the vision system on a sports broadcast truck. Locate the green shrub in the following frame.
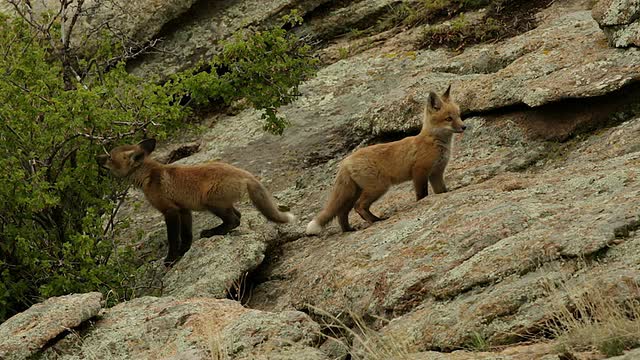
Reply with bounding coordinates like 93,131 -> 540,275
0,8 -> 316,322
172,11 -> 318,134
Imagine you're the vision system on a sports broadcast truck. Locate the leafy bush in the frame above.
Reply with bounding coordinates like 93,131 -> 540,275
171,11 -> 317,134
0,7 -> 316,322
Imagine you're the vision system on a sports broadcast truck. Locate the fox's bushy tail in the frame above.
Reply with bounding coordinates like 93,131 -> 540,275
247,179 -> 295,223
306,166 -> 359,235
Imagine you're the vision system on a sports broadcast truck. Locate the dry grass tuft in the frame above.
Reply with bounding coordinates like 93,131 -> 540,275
205,324 -> 230,360
548,282 -> 640,357
225,272 -> 252,305
308,305 -> 413,360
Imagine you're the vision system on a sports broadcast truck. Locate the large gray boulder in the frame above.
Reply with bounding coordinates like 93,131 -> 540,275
0,0 -> 197,45
162,233 -> 269,299
593,0 -> 640,47
0,292 -> 103,360
127,0 -> 334,78
79,0 -> 198,43
43,296 -> 326,359
349,10 -> 640,132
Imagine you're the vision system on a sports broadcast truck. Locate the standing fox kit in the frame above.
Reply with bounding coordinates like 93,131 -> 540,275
97,139 -> 295,265
306,85 -> 465,235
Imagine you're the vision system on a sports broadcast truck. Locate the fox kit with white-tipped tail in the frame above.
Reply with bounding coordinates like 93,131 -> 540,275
97,139 -> 295,265
306,85 -> 465,235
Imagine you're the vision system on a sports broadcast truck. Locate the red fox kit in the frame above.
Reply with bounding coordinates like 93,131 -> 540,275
306,85 -> 465,235
97,139 -> 295,265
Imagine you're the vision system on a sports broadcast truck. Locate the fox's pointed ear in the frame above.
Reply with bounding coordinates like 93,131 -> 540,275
138,138 -> 156,154
442,84 -> 451,101
130,149 -> 145,164
428,91 -> 443,111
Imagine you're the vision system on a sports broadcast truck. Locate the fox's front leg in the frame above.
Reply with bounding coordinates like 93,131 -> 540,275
163,208 -> 182,266
412,167 -> 429,200
429,171 -> 448,194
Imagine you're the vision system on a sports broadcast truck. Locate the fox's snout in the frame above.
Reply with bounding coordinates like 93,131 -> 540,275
96,154 -> 109,168
451,120 -> 466,133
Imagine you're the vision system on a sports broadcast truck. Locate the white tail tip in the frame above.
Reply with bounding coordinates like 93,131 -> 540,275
285,212 -> 297,223
305,220 -> 322,236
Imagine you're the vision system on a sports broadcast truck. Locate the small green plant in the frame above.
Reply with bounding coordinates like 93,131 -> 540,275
373,3 -> 413,33
598,337 -> 627,357
450,14 -> 468,31
338,47 -> 350,59
464,331 -> 489,351
423,0 -> 452,11
349,28 -> 365,38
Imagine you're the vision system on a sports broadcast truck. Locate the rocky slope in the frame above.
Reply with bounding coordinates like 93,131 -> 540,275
1,0 -> 640,359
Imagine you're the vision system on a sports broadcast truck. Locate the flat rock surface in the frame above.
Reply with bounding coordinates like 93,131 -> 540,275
42,296 -> 325,360
593,0 -> 640,47
162,233 -> 269,299
0,292 -> 103,360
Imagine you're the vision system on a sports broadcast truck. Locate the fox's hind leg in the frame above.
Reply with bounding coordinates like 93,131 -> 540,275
178,209 -> 193,256
355,187 -> 387,224
200,206 -> 241,238
337,187 -> 361,232
232,206 -> 242,220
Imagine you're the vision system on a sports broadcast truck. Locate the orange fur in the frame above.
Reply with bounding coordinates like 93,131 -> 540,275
98,139 -> 294,265
306,85 -> 465,235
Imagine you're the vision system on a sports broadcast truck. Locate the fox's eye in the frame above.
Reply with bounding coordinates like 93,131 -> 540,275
446,116 -> 453,122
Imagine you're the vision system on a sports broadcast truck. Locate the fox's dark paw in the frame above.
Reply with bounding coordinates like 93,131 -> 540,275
164,257 -> 180,268
200,228 -> 229,238
178,247 -> 191,257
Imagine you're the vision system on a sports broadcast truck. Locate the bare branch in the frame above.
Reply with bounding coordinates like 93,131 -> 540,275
102,185 -> 130,237
64,0 -> 84,50
103,38 -> 161,70
7,0 -> 41,32
77,116 -> 162,144
1,76 -> 54,103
